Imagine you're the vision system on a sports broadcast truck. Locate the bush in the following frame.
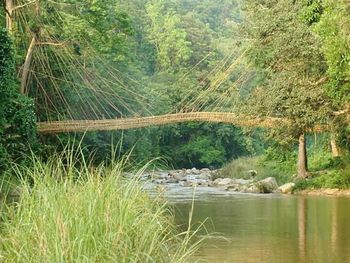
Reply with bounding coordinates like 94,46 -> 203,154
294,170 -> 350,191
0,152 -> 201,262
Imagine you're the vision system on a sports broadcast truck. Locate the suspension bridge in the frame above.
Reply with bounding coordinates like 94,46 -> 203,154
37,112 -> 329,134
11,11 -> 333,135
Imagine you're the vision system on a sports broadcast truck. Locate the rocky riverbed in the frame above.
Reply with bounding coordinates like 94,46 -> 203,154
131,168 -> 295,194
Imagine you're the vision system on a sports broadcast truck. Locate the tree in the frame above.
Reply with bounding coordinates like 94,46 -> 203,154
241,0 -> 332,177
0,27 -> 36,169
145,0 -> 192,72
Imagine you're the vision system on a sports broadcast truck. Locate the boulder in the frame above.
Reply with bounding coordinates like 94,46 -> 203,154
214,178 -> 234,186
257,177 -> 278,193
245,184 -> 260,193
185,169 -> 193,175
227,184 -> 241,192
191,168 -> 201,175
278,183 -> 295,194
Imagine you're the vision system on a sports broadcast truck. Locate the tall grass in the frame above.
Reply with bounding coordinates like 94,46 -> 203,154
0,149 -> 201,262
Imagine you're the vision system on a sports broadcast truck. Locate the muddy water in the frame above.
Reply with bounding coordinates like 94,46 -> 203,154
165,187 -> 350,263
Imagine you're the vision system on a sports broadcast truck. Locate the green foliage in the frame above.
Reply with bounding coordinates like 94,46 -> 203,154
0,28 -> 37,169
33,0 -> 253,169
158,123 -> 249,168
146,0 -> 192,71
300,0 -> 323,25
219,156 -> 294,185
60,0 -> 134,62
294,170 -> 350,190
313,0 -> 350,104
242,0 -> 331,135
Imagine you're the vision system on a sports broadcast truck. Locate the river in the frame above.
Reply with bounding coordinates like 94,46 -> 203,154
156,186 -> 350,263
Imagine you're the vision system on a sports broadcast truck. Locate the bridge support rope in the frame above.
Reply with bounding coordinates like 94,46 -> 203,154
37,112 -> 294,134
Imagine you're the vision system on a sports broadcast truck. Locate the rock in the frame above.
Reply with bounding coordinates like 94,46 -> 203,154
278,183 -> 295,194
196,179 -> 210,186
213,178 -> 222,185
245,184 -> 260,193
247,170 -> 258,177
195,173 -> 211,180
172,173 -> 187,181
165,178 -> 179,184
233,179 -> 253,185
191,168 -> 201,175
257,177 -> 278,193
201,168 -> 211,173
227,184 -> 240,192
214,178 -> 234,186
151,172 -> 168,180
180,181 -> 193,187
154,179 -> 166,185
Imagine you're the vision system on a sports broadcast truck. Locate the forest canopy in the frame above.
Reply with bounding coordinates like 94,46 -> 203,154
1,0 -> 350,173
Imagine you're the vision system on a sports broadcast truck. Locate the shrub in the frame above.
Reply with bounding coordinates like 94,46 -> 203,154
294,169 -> 350,191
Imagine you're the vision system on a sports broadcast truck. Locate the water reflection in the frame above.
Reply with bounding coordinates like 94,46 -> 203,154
298,197 -> 307,262
171,192 -> 350,263
331,199 -> 338,255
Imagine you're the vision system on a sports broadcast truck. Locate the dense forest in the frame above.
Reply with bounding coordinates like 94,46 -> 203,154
1,0 -> 350,178
2,1 -> 350,262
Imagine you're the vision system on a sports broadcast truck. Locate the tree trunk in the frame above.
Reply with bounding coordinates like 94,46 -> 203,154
297,133 -> 308,178
330,134 -> 340,158
5,0 -> 13,33
20,37 -> 36,94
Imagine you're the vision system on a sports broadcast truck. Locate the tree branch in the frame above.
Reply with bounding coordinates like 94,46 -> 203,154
2,0 -> 12,17
37,41 -> 65,46
12,0 -> 35,12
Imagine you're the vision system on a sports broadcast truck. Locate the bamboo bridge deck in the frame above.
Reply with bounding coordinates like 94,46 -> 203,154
37,112 -> 295,134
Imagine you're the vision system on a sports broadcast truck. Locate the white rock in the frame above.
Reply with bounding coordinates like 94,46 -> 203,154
257,177 -> 278,193
278,183 -> 295,194
216,178 -> 234,186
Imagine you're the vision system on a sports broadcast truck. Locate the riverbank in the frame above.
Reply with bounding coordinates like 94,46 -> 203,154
219,156 -> 350,196
138,167 -> 350,199
295,188 -> 350,197
137,167 -> 291,195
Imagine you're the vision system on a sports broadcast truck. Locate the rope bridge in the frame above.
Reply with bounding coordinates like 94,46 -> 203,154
10,3 -> 334,136
37,112 -> 326,134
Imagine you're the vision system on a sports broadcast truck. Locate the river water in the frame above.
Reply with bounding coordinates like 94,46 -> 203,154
156,186 -> 350,263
